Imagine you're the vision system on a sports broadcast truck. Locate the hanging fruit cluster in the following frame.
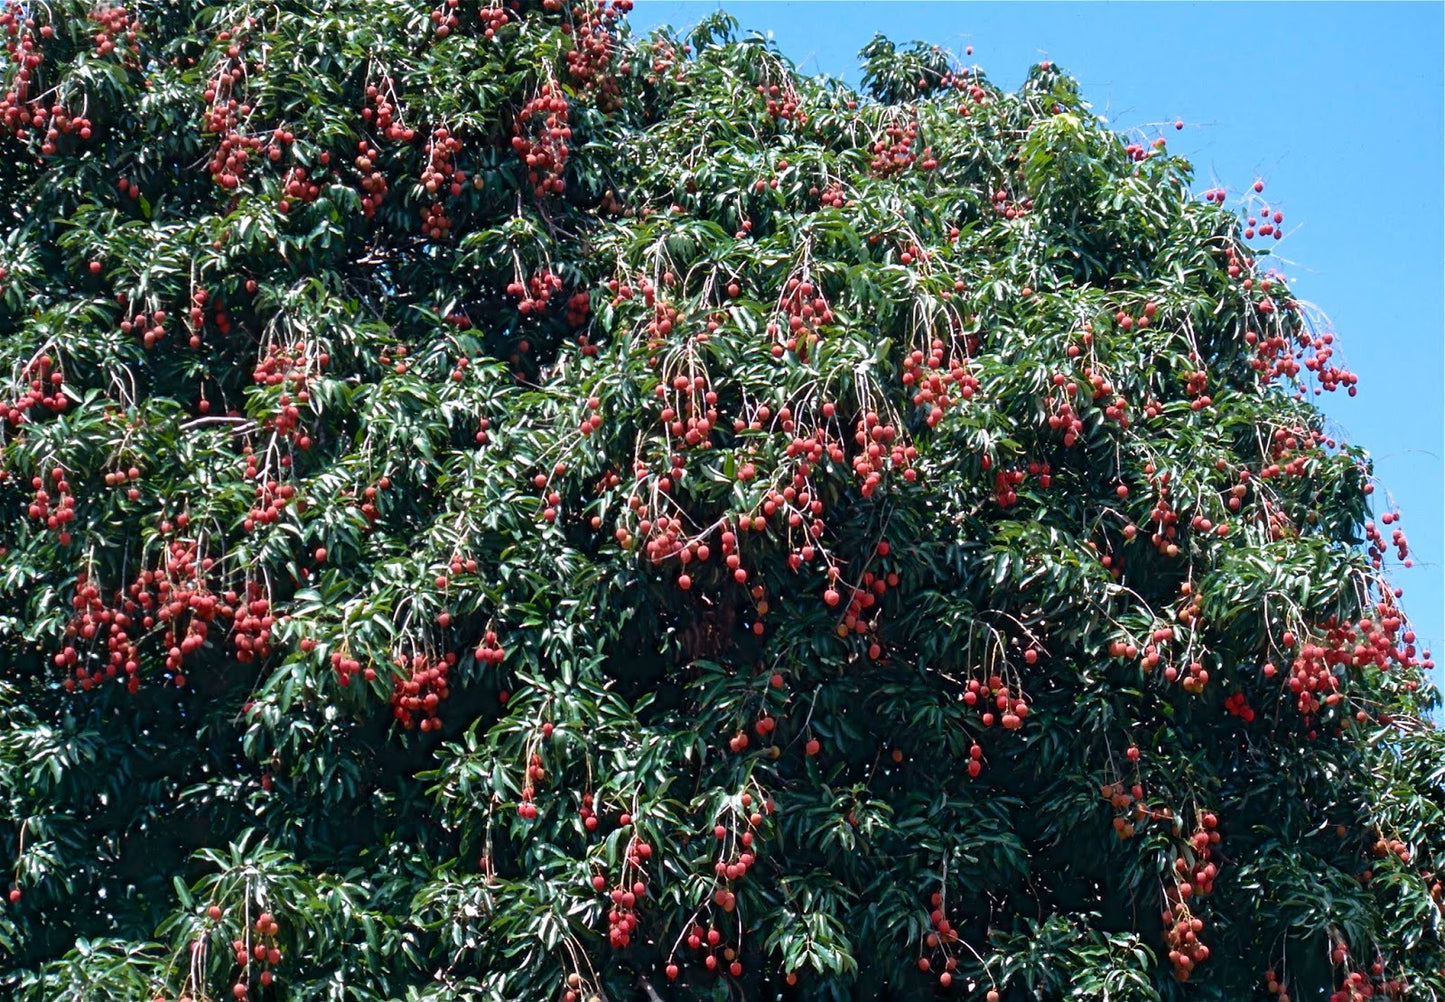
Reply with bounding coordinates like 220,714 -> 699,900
512,82 -> 570,198
88,5 -> 140,62
903,336 -> 979,427
508,267 -> 565,316
114,301 -> 168,349
479,2 -> 511,39
351,138 -> 390,218
3,355 -> 66,428
241,476 -> 300,534
990,186 -> 1031,219
150,537 -> 221,681
1160,813 -> 1220,981
1163,903 -> 1211,983
601,830 -> 650,947
869,117 -> 919,176
278,165 -> 320,213
23,467 -> 75,543
418,126 -> 465,239
201,22 -> 262,190
757,79 -> 805,124
849,409 -> 916,497
564,0 -> 631,112
57,570 -> 140,692
0,6 -> 93,151
557,970 -> 600,1002
771,276 -> 831,359
675,921 -> 743,978
706,792 -> 767,913
228,911 -> 284,999
914,890 -> 967,989
989,467 -> 1024,507
329,649 -> 373,686
389,651 -> 456,731
430,0 -> 460,37
0,5 -> 47,117
251,340 -> 325,447
1244,203 -> 1285,242
960,673 -> 1029,730
57,548 -> 272,692
827,558 -> 892,659
813,181 -> 848,208
1101,777 -> 1162,840
1224,692 -> 1255,721
361,78 -> 413,142
229,581 -> 275,665
182,287 -> 231,348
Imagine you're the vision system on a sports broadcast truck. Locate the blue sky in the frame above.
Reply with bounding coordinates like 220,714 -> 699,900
629,1 -> 1445,694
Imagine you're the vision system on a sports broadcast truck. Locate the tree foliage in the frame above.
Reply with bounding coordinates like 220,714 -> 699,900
0,2 -> 1441,1000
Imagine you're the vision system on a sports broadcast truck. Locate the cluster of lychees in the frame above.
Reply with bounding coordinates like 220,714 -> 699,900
24,466 -> 75,543
902,336 -> 980,428
1161,813 -> 1220,980
512,82 -> 570,197
389,651 -> 456,731
3,355 -> 66,429
201,24 -> 264,191
88,5 -> 140,62
0,7 -> 94,152
869,118 -> 920,176
564,1 -> 631,112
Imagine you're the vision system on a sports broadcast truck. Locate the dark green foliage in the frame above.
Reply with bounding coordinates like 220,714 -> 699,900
0,3 -> 1440,1001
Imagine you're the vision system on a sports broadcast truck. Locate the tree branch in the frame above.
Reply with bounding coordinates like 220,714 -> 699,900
636,973 -> 666,1002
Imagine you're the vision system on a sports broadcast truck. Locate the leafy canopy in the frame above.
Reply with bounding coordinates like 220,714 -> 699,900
0,2 -> 1441,1001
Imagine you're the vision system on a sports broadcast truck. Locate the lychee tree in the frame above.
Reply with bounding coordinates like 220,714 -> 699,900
0,2 -> 1441,1001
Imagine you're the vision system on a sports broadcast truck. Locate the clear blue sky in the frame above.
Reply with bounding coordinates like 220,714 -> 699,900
629,1 -> 1445,695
